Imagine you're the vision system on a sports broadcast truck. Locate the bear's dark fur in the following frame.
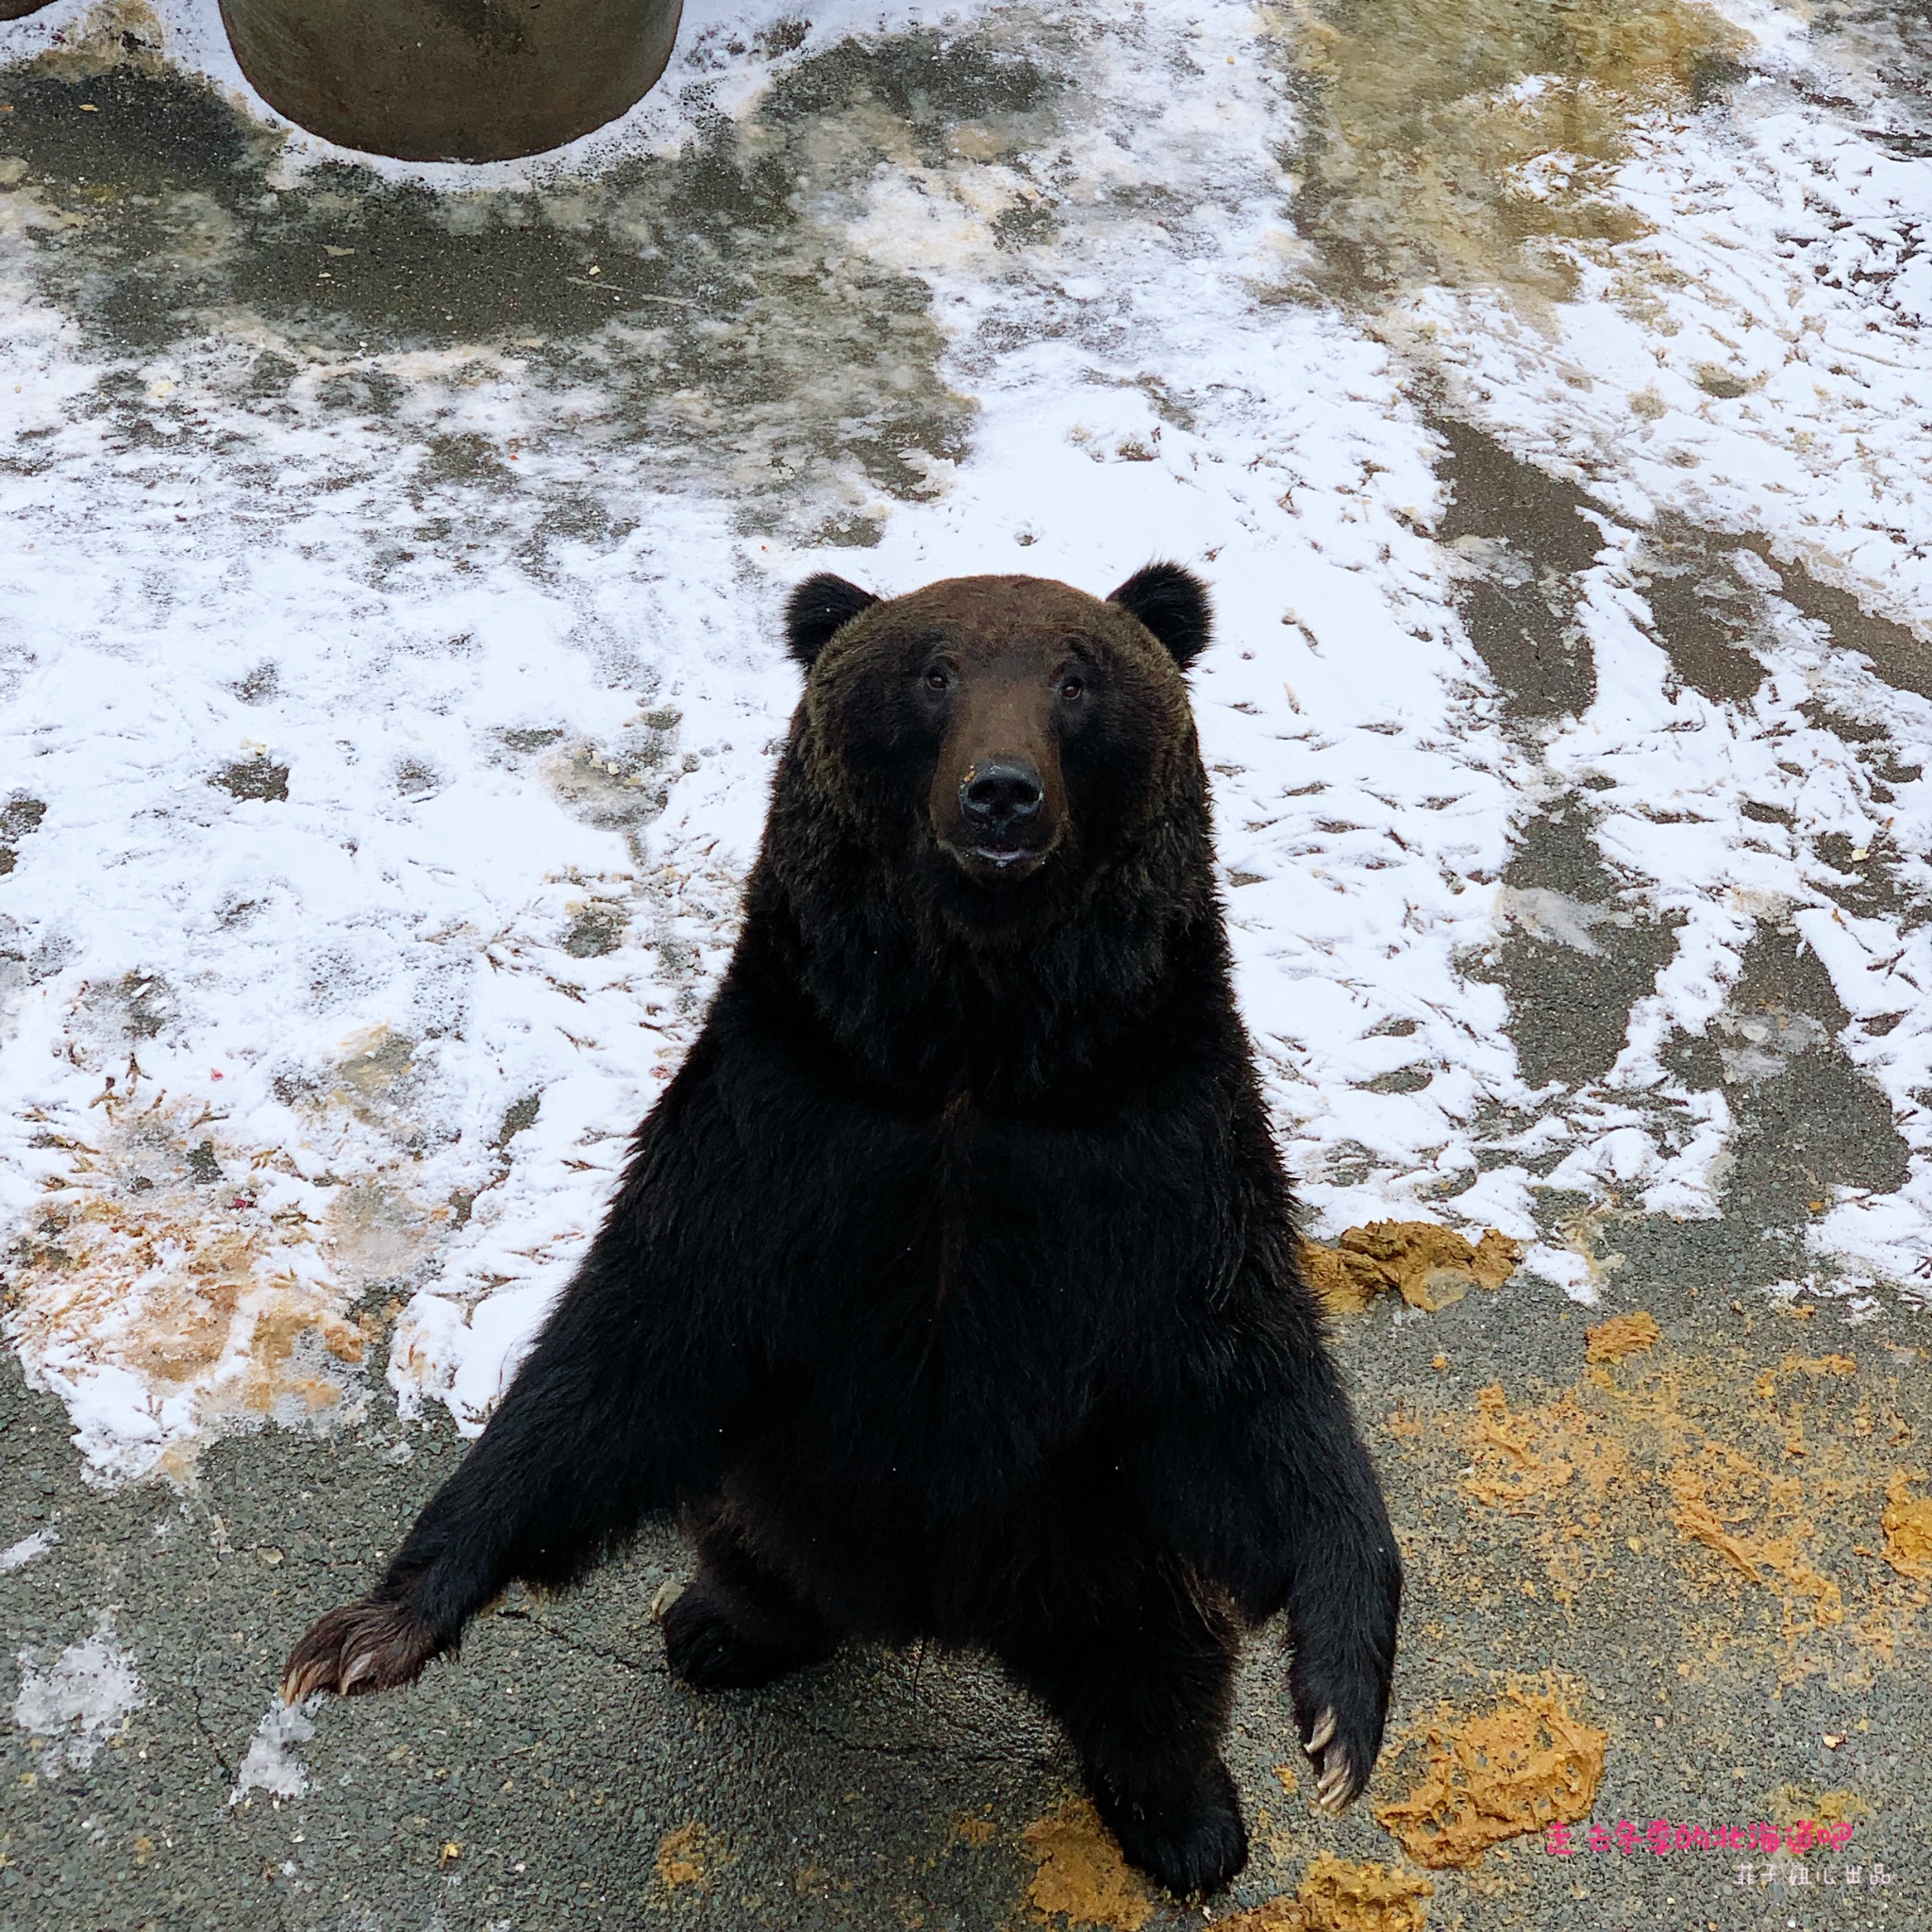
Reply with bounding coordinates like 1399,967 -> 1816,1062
286,566 -> 1402,1897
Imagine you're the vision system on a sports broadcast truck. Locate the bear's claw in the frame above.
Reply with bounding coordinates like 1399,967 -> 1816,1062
282,1596 -> 439,1703
1302,1705 -> 1366,1814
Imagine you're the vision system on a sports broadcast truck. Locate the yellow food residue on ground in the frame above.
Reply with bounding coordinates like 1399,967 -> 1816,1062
1260,0 -> 1747,307
1220,1854 -> 1436,1931
1302,1223 -> 1521,1315
1293,1855 -> 1433,1932
1426,1342 -> 1922,1659
1665,1451 -> 1844,1633
1461,1385 -> 1630,1517
1021,1798 -> 1153,1931
8,1020 -> 458,1478
10,1104 -> 380,1449
1768,1785 -> 1870,1829
1758,1355 -> 1859,1401
1373,1679 -> 1607,1869
1881,1472 -> 1932,1581
1790,1355 -> 1858,1377
28,0 -> 170,79
1216,1901 -> 1303,1932
656,1820 -> 707,1890
1584,1310 -> 1661,1364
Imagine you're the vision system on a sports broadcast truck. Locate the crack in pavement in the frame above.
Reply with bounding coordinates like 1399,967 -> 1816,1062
184,1680 -> 238,1790
508,1608 -> 666,1679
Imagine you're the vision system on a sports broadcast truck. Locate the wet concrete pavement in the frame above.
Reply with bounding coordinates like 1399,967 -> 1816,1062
7,6 -> 1932,1930
5,1216 -> 1929,1931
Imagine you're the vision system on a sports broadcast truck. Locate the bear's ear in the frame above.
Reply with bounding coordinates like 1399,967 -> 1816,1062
785,573 -> 880,670
1107,562 -> 1213,670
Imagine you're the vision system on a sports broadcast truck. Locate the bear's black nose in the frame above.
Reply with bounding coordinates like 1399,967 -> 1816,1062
961,759 -> 1043,828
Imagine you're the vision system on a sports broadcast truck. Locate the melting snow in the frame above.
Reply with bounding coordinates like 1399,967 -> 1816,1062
1,0 -> 1928,1474
231,1697 -> 317,1803
0,1528 -> 58,1572
12,1617 -> 143,1772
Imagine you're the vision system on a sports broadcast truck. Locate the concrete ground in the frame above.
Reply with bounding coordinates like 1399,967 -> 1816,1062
5,1217 -> 1929,1932
6,6 -> 1932,1931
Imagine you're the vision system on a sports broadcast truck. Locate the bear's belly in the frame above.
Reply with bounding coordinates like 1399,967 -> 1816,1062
721,1381 -> 1140,1645
706,1045 -> 1219,1638
721,1440 -> 936,1640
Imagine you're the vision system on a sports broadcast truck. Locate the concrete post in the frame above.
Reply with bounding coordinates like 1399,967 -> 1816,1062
218,0 -> 684,161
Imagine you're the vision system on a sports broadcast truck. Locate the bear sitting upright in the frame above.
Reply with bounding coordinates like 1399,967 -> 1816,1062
285,565 -> 1402,1896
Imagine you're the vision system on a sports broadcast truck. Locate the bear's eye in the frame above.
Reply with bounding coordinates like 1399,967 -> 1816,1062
1059,675 -> 1085,702
924,664 -> 951,692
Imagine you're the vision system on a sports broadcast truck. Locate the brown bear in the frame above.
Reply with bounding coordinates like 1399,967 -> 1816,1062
285,565 -> 1401,1897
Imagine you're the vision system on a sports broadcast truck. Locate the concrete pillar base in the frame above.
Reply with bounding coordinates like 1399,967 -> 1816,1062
219,0 -> 684,162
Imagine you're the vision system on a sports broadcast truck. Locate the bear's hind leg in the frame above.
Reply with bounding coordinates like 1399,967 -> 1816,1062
662,1507 -> 839,1691
999,1559 -> 1246,1898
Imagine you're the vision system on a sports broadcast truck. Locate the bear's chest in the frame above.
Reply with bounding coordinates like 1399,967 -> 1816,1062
712,1000 -> 1237,1440
780,1086 -> 1209,1438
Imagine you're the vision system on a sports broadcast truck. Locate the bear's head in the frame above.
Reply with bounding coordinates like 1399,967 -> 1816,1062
778,565 -> 1213,941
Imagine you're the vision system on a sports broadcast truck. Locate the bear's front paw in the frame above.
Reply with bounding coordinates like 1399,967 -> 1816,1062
1090,1757 -> 1248,1899
282,1595 -> 440,1702
1300,1706 -> 1363,1814
1287,1625 -> 1393,1816
1291,1666 -> 1386,1816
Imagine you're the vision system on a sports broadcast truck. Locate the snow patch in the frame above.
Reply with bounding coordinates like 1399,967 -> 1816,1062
231,1697 -> 317,1804
12,1617 -> 142,1773
5,0 -> 1932,1475
0,1529 -> 58,1573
